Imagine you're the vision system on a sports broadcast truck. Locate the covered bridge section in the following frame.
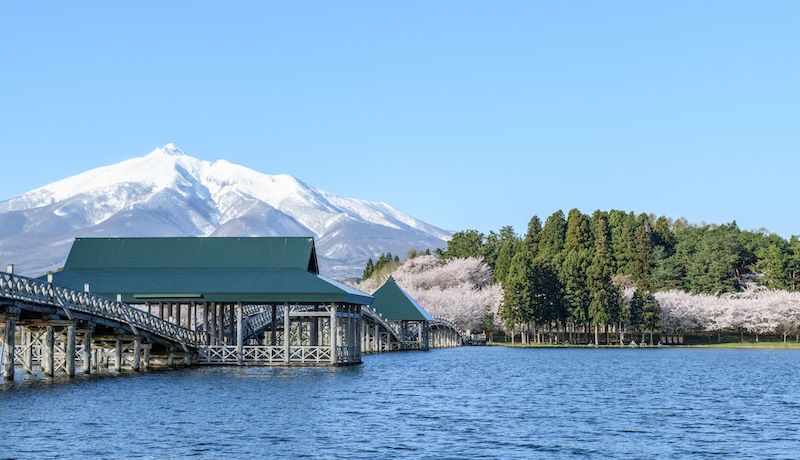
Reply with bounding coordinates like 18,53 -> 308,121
369,277 -> 463,351
43,237 -> 372,367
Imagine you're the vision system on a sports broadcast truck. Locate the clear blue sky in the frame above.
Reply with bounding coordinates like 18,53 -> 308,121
2,2 -> 798,236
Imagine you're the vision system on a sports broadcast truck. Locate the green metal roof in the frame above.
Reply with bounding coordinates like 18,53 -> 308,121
50,237 -> 372,305
64,237 -> 319,272
370,277 -> 434,322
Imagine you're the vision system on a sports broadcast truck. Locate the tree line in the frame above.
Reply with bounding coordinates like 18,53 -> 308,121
438,209 -> 800,345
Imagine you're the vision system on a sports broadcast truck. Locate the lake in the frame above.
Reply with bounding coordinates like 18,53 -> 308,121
2,347 -> 799,459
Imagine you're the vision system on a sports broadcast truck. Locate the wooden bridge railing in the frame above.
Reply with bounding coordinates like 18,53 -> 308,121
431,317 -> 467,342
361,306 -> 403,343
0,271 -> 203,348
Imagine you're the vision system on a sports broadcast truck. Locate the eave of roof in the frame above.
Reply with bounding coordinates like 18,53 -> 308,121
48,267 -> 373,305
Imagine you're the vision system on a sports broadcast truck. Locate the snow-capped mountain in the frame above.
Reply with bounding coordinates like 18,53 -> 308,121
0,144 -> 450,278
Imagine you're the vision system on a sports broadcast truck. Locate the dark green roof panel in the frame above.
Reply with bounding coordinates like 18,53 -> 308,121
49,268 -> 372,304
51,237 -> 373,305
64,237 -> 318,272
370,277 -> 434,322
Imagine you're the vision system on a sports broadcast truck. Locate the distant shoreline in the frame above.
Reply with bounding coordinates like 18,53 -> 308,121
487,341 -> 800,350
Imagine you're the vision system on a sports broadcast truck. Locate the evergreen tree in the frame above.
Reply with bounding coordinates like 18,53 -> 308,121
362,258 -> 374,280
524,215 -> 542,257
652,216 -> 676,250
628,289 -> 644,338
790,237 -> 800,291
444,230 -> 485,260
538,210 -> 567,267
649,245 -> 684,290
482,231 -> 500,270
631,213 -> 654,287
562,209 -> 593,332
678,225 -> 741,294
755,239 -> 792,289
530,258 -> 562,326
480,307 -> 496,341
611,212 -> 637,276
493,227 -> 520,285
640,290 -> 661,345
587,210 -> 615,345
500,252 -> 534,330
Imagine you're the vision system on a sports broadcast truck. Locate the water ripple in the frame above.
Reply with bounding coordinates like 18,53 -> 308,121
2,348 -> 800,459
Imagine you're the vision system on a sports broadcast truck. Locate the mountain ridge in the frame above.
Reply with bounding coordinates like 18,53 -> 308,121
0,144 -> 450,278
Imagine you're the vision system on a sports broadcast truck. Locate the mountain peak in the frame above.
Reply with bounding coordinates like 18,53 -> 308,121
149,143 -> 186,157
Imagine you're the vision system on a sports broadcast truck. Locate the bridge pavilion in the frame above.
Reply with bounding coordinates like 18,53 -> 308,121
370,277 -> 434,350
48,237 -> 371,366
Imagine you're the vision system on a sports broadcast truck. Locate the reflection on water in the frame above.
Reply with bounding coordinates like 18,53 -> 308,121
2,347 -> 799,459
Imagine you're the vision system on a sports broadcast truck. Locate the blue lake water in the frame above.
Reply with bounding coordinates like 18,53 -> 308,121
2,347 -> 799,459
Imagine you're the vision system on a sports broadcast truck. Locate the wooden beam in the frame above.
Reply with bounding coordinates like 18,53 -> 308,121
270,305 -> 277,346
66,323 -> 76,377
43,326 -> 54,376
202,302 -> 209,345
83,330 -> 93,374
3,318 -> 15,380
210,302 -> 217,345
114,339 -> 122,372
132,337 -> 141,372
143,344 -> 151,370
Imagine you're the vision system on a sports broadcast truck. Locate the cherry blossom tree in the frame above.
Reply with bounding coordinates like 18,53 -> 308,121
354,255 -> 503,331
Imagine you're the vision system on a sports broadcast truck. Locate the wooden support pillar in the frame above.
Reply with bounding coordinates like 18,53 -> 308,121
202,303 -> 209,345
66,323 -> 77,377
283,304 -> 290,363
228,304 -> 235,344
374,324 -> 381,353
114,339 -> 122,372
210,302 -> 218,345
22,329 -> 32,373
217,303 -> 224,345
143,345 -> 151,370
310,308 -> 319,346
360,320 -> 365,353
43,326 -> 54,376
236,302 -> 243,365
271,305 -> 278,346
132,337 -> 142,372
357,309 -> 362,358
3,318 -> 15,380
83,330 -> 93,374
330,304 -> 338,364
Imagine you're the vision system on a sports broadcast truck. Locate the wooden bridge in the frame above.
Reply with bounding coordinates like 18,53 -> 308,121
0,266 -> 465,381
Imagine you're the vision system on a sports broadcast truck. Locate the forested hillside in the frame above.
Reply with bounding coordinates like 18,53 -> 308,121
363,209 -> 800,345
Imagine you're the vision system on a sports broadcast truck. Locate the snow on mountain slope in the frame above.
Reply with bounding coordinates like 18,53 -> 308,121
0,144 -> 449,278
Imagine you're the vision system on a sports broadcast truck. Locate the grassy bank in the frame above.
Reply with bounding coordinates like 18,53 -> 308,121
685,341 -> 800,349
488,341 -> 800,349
